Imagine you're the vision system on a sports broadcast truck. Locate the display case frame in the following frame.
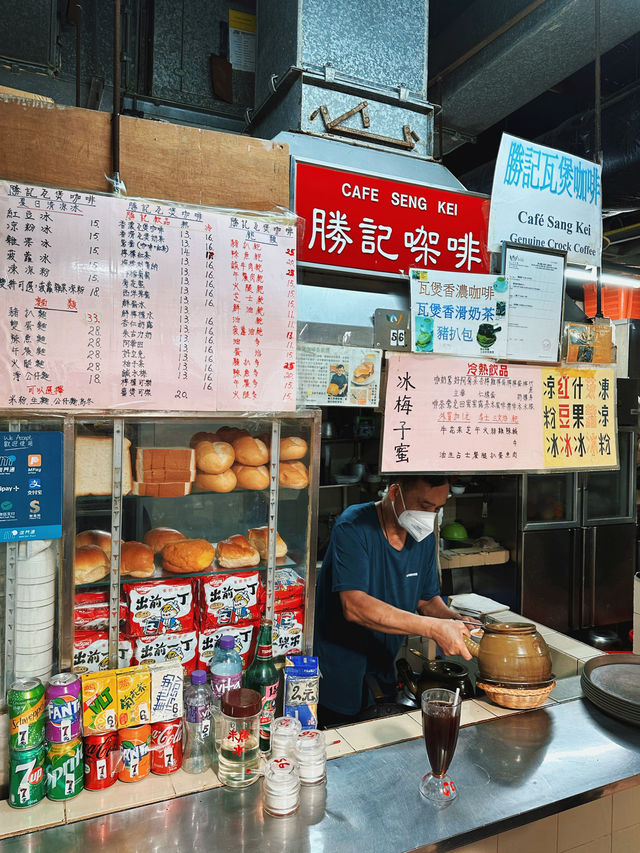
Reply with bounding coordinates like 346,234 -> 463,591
1,407 -> 321,692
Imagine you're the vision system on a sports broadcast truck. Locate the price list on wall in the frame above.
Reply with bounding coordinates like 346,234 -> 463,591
381,354 -> 618,473
0,181 -> 297,412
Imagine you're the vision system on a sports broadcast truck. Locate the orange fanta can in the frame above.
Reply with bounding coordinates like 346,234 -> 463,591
118,724 -> 151,782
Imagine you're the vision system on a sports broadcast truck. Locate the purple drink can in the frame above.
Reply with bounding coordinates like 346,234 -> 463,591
45,673 -> 82,743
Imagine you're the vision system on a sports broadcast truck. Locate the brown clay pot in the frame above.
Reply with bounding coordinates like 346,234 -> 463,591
463,622 -> 553,685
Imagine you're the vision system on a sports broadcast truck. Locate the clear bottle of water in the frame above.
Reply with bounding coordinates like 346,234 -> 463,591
210,636 -> 243,751
183,669 -> 214,774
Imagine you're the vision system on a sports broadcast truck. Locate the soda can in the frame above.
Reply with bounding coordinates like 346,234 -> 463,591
118,724 -> 151,783
151,719 -> 183,775
46,673 -> 82,743
9,744 -> 46,808
84,731 -> 118,791
81,670 -> 117,734
8,678 -> 45,750
46,738 -> 84,801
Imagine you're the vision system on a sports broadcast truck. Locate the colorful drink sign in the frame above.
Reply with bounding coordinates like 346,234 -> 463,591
381,354 -> 617,473
0,181 -> 297,412
409,269 -> 508,358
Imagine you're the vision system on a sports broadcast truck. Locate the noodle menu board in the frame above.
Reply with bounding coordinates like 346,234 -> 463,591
0,181 -> 297,412
381,354 -> 617,473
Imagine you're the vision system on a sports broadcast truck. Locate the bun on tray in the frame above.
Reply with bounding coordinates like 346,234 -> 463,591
247,526 -> 288,560
121,541 -> 155,578
279,436 -> 308,461
216,426 -> 250,444
279,461 -> 309,489
74,544 -> 109,585
232,463 -> 270,490
232,436 -> 269,466
162,539 -> 215,574
217,534 -> 260,568
76,529 -> 112,558
189,431 -> 219,448
195,440 -> 235,474
143,527 -> 185,554
194,469 -> 237,493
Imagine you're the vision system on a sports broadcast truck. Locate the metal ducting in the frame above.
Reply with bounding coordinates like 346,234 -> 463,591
433,0 -> 640,156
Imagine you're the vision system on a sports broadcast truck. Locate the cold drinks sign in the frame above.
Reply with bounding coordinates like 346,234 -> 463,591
295,162 -> 490,277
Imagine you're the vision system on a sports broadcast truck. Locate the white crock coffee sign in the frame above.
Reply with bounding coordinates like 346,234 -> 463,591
488,133 -> 602,266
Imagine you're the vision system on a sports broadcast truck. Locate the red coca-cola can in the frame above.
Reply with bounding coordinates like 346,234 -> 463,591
151,719 -> 183,775
84,731 -> 118,790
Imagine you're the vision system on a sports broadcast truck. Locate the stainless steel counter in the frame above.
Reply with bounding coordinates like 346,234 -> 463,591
2,698 -> 639,853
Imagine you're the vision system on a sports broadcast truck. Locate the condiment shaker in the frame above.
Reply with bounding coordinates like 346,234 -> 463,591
262,756 -> 301,817
294,729 -> 326,785
270,716 -> 302,761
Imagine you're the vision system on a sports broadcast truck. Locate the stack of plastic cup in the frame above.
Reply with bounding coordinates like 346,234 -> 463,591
15,540 -> 56,683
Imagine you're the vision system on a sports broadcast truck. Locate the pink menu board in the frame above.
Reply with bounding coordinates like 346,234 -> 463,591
0,181 -> 296,412
381,354 -> 617,473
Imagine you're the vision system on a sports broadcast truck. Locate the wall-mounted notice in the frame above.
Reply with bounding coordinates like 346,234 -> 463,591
381,354 -> 617,473
409,269 -> 508,358
297,343 -> 382,407
0,431 -> 63,542
503,244 -> 565,363
0,181 -> 297,412
489,133 -> 602,266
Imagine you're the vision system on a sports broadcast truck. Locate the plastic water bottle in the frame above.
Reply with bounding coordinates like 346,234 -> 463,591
183,670 -> 214,774
210,635 -> 243,750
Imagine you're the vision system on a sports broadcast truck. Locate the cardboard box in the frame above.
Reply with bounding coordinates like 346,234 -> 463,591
440,545 -> 509,569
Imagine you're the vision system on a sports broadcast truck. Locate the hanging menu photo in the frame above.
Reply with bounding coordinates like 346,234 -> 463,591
0,181 -> 297,412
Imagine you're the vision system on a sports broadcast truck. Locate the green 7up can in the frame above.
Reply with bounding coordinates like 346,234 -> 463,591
9,744 -> 46,808
46,738 -> 84,800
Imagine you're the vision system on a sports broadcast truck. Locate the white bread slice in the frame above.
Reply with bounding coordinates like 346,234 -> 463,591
74,436 -> 132,496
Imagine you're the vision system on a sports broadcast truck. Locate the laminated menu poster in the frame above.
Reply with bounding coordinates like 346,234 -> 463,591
0,180 -> 297,412
381,354 -> 617,473
296,343 -> 383,407
410,268 -> 508,358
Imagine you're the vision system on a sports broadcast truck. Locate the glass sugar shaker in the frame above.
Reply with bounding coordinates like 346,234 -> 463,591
270,716 -> 302,762
294,729 -> 326,785
262,756 -> 301,817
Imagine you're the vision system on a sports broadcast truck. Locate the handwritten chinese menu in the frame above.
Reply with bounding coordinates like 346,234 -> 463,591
381,354 -> 617,473
0,181 -> 297,412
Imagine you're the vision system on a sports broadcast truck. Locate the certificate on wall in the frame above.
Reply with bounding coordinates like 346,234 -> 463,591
502,243 -> 565,363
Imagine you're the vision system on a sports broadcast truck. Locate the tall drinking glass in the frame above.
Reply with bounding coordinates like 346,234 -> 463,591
420,688 -> 461,805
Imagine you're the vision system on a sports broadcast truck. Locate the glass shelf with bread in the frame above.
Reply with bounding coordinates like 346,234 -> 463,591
71,411 -> 320,675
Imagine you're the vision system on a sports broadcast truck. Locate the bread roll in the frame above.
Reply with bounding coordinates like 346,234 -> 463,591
247,526 -> 288,560
161,539 -> 215,574
279,461 -> 309,489
143,527 -> 185,554
76,529 -> 112,558
194,470 -> 237,493
232,463 -> 270,490
195,440 -> 235,474
75,544 -> 109,585
216,534 -> 260,569
233,435 -> 269,466
121,541 -> 155,578
327,383 -> 340,396
279,436 -> 308,461
189,430 -> 218,448
216,426 -> 250,444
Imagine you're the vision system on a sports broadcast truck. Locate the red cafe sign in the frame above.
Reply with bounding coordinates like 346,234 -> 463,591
294,161 -> 490,277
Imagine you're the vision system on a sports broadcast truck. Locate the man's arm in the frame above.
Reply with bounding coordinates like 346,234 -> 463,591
418,595 -> 482,625
339,589 -> 472,659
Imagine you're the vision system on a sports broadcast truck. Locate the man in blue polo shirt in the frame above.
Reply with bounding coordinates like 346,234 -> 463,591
314,474 -> 472,726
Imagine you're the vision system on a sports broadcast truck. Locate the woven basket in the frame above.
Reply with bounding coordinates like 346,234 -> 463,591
477,681 -> 556,709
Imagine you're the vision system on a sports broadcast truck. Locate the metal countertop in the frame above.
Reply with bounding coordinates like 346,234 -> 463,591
2,698 -> 640,853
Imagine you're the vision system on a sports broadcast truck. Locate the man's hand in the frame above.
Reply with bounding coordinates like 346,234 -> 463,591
426,618 -> 473,661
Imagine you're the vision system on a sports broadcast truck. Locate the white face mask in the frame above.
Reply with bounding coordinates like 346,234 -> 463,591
392,486 -> 437,542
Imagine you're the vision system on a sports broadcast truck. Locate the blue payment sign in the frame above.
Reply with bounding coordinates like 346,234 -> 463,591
0,431 -> 63,542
